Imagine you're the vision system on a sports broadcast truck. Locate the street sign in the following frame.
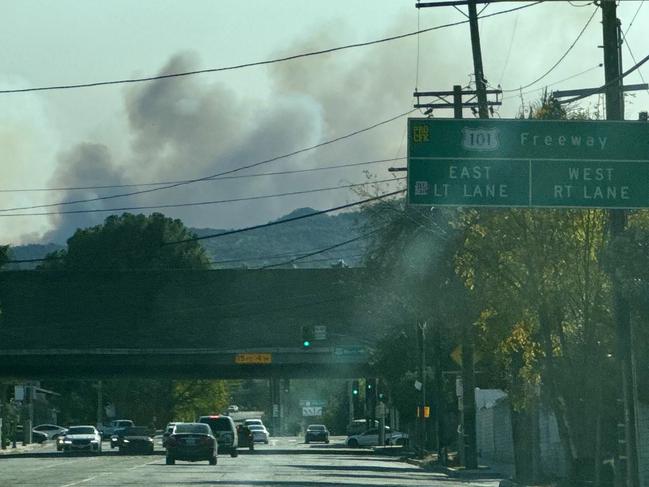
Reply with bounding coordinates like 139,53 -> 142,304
334,346 -> 365,356
299,399 -> 327,407
302,406 -> 323,417
314,325 -> 327,340
234,353 -> 272,364
408,118 -> 649,209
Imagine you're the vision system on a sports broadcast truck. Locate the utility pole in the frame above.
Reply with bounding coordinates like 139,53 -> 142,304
467,0 -> 489,118
96,381 -> 103,429
417,322 -> 427,457
601,3 -> 639,486
417,0 -> 491,118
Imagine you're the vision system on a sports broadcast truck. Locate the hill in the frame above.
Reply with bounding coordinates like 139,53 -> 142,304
6,209 -> 370,270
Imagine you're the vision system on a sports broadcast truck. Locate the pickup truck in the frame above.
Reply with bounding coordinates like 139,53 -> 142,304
100,419 -> 134,440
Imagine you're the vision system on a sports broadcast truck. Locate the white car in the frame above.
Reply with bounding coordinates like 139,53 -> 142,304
33,424 -> 67,440
61,425 -> 102,454
346,427 -> 408,448
248,424 -> 269,444
243,419 -> 264,428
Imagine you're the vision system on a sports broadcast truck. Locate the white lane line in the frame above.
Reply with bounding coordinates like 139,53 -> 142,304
128,458 -> 159,470
59,475 -> 101,487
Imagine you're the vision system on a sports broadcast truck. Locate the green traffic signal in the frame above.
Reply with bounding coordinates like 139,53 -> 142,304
303,340 -> 311,348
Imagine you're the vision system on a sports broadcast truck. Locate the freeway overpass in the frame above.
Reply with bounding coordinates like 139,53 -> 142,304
0,269 -> 401,378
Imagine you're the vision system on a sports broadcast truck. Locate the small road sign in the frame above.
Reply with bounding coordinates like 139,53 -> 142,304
234,353 -> 272,364
299,399 -> 327,407
314,325 -> 327,340
302,406 -> 323,417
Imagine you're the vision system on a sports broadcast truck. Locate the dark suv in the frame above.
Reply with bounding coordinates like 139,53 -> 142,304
197,415 -> 238,457
305,424 -> 329,444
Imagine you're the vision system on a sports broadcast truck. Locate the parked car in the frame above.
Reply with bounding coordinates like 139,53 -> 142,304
101,419 -> 134,440
198,415 -> 238,457
162,422 -> 179,448
346,427 -> 408,448
346,419 -> 379,436
165,422 -> 217,465
115,427 -> 154,454
33,424 -> 67,440
15,425 -> 47,444
305,424 -> 329,444
61,425 -> 102,454
236,424 -> 255,451
248,424 -> 269,444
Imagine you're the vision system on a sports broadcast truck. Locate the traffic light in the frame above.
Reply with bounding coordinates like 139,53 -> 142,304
301,325 -> 314,348
352,380 -> 360,396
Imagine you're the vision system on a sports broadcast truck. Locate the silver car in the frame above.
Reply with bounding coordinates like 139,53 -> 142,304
61,425 -> 102,454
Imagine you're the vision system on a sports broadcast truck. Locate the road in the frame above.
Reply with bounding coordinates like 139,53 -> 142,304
0,437 -> 502,487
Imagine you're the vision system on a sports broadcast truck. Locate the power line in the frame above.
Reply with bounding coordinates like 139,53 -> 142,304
0,157 -> 405,194
0,110 -> 414,213
0,2 -> 542,96
560,50 -> 649,104
501,63 -> 602,101
163,189 -> 406,246
0,177 -> 405,217
260,226 -> 384,270
499,5 -> 598,93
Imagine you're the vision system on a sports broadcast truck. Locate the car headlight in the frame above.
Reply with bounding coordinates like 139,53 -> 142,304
147,438 -> 153,442
91,440 -> 99,443
123,439 -> 129,443
64,440 -> 72,444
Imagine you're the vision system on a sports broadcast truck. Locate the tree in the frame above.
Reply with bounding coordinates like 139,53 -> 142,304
41,212 -> 210,270
42,212 -> 227,428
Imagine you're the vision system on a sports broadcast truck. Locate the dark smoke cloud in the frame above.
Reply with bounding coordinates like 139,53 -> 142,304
40,18 -> 429,244
42,142 -> 127,244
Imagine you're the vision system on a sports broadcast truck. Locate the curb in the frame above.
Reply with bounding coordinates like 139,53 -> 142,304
404,458 -> 506,480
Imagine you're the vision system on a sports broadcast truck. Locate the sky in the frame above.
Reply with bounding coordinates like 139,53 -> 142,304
1,0 -> 648,245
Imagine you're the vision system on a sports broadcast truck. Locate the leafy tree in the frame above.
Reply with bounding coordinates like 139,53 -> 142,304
41,212 -> 210,270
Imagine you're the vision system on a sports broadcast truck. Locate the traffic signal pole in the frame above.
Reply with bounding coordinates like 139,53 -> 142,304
601,3 -> 639,486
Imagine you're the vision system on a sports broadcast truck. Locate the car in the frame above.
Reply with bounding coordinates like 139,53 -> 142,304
162,422 -> 179,448
248,424 -> 269,444
236,424 -> 255,451
115,426 -> 155,454
101,419 -> 134,440
33,424 -> 68,440
346,427 -> 407,448
198,415 -> 238,457
14,425 -> 47,444
243,419 -> 264,428
61,425 -> 102,454
346,419 -> 379,436
305,424 -> 329,444
165,422 -> 217,465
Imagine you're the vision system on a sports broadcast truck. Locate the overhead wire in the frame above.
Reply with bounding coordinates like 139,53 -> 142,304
499,5 -> 599,93
0,109 -> 415,212
0,2 -> 543,95
501,63 -> 602,101
0,177 -> 405,218
163,189 -> 406,246
259,226 -> 385,270
0,157 -> 405,194
559,50 -> 649,104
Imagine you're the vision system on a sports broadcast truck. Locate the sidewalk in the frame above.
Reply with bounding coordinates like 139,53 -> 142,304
0,441 -> 48,456
404,454 -> 511,481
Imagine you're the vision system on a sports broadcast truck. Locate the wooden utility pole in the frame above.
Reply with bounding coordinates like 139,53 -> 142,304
601,2 -> 639,487
467,0 -> 489,118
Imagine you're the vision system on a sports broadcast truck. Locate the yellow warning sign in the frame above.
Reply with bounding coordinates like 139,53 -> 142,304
235,353 -> 272,364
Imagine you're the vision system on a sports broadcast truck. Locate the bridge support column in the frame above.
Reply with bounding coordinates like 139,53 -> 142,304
270,378 -> 281,436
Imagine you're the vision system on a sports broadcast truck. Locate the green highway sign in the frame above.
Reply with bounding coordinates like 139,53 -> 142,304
408,118 -> 649,208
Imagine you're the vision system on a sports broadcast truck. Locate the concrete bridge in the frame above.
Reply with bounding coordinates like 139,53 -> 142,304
0,269 -> 400,378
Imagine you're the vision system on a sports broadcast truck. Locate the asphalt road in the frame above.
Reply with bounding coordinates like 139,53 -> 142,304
0,436 -> 502,487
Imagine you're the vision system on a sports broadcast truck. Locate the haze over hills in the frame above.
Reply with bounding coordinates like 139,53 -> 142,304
5,208 -> 370,270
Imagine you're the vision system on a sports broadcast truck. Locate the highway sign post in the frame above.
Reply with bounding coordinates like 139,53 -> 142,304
408,118 -> 649,209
